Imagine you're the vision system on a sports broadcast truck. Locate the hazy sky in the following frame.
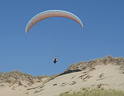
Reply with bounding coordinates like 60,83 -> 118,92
0,0 -> 124,75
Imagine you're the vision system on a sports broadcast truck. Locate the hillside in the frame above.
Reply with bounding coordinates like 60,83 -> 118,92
0,56 -> 124,96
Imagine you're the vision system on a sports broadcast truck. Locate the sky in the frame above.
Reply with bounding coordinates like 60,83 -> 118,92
0,0 -> 124,76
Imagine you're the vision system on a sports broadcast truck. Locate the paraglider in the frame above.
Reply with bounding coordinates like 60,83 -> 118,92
25,10 -> 83,32
53,58 -> 59,64
25,10 -> 83,64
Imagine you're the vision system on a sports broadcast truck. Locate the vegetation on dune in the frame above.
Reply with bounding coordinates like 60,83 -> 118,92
59,88 -> 124,96
66,56 -> 124,74
0,71 -> 49,86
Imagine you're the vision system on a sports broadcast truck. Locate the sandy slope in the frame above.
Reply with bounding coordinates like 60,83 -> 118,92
31,64 -> 124,96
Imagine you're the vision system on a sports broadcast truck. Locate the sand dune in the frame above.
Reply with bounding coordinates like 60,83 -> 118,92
0,56 -> 124,96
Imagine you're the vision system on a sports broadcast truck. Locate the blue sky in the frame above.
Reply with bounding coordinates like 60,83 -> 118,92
0,0 -> 124,76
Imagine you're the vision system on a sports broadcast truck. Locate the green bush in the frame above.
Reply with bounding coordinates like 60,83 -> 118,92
59,88 -> 124,96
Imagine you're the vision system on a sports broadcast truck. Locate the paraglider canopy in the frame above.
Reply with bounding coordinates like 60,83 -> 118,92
25,10 -> 83,32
